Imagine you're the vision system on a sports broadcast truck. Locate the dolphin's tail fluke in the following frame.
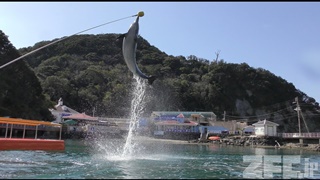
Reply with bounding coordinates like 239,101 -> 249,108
147,76 -> 156,85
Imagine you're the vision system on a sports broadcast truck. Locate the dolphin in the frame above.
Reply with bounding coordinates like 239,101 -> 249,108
118,15 -> 156,85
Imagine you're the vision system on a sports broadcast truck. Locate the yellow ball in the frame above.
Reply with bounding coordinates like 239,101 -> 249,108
137,11 -> 144,17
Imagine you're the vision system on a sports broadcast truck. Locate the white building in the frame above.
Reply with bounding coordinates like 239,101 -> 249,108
252,119 -> 279,136
49,98 -> 80,123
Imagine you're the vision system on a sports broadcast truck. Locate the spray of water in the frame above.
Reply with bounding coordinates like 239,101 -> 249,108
121,75 -> 147,157
92,75 -> 148,160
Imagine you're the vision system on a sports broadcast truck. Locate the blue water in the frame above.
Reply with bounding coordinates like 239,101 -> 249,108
0,138 -> 320,179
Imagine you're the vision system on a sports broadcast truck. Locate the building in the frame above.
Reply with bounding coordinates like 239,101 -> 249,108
151,112 -> 199,140
211,120 -> 248,135
252,119 -> 279,137
151,111 -> 216,125
49,98 -> 122,139
243,125 -> 255,135
136,117 -> 151,136
49,98 -> 81,123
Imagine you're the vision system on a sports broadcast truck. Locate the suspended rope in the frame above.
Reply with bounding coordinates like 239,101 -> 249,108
0,12 -> 142,70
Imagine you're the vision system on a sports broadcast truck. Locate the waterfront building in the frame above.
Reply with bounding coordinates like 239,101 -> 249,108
49,98 -> 122,139
252,119 -> 279,136
150,111 -> 217,140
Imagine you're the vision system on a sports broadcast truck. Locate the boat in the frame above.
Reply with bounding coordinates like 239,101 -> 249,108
208,136 -> 220,141
0,117 -> 65,151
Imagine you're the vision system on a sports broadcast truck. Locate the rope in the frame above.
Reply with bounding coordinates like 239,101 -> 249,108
0,13 -> 138,70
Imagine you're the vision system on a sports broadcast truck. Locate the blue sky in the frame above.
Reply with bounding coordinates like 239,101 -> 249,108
1,2 -> 319,103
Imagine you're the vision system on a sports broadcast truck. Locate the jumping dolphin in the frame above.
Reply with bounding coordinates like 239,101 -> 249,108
118,12 -> 156,85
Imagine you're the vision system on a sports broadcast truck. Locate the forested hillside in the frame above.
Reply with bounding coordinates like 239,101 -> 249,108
0,30 -> 54,121
1,31 -> 319,132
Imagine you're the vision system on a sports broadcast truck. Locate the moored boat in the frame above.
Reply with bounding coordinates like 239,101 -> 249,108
208,136 -> 220,141
0,117 -> 65,151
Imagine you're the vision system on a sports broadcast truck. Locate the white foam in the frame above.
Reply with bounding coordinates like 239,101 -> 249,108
122,75 -> 147,157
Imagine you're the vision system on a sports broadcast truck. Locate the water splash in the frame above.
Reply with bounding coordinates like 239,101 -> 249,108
121,75 -> 147,157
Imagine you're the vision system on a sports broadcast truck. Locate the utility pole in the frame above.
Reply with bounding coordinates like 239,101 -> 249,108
295,97 -> 304,145
223,111 -> 226,122
295,97 -> 301,137
300,110 -> 310,133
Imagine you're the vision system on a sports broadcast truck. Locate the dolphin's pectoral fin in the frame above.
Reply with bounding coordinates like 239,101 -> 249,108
116,33 -> 126,40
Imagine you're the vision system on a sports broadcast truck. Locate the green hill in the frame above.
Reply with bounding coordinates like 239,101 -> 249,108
1,31 -> 319,132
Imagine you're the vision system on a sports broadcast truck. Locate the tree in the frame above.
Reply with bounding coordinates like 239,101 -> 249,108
0,30 -> 54,120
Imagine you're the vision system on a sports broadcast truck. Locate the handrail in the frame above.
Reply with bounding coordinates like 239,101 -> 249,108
279,132 -> 320,138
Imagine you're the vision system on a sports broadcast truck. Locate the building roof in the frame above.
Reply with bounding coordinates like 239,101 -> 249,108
49,105 -> 80,118
155,120 -> 198,126
0,117 -> 61,127
49,98 -> 80,114
154,115 -> 180,121
53,105 -> 80,114
243,126 -> 255,132
252,119 -> 279,126
62,113 -> 98,121
151,111 -> 216,118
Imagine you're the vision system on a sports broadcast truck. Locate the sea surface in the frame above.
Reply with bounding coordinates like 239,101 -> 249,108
0,138 -> 320,179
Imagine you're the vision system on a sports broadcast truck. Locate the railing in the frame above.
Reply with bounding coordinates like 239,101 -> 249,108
279,132 -> 320,138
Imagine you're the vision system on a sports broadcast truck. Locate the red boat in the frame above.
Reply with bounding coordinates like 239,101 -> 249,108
0,117 -> 65,151
208,136 -> 220,141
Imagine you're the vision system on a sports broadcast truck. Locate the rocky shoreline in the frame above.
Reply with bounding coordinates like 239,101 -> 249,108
194,135 -> 320,152
134,135 -> 320,152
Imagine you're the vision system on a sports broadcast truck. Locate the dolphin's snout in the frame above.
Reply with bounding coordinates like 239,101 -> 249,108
135,16 -> 139,23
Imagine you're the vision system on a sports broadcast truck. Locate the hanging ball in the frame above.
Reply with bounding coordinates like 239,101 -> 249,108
137,11 -> 144,17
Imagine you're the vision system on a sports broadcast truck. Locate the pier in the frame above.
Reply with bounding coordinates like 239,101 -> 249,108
279,132 -> 320,144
